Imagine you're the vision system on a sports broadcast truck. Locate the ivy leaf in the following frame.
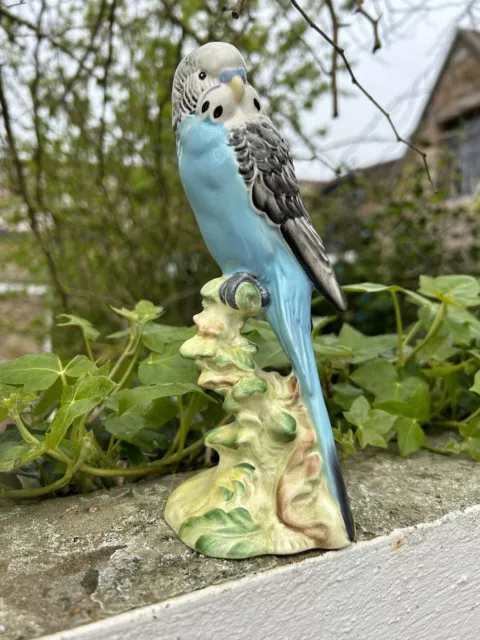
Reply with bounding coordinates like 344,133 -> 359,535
0,401 -> 8,422
337,324 -> 397,363
32,378 -> 63,417
131,429 -> 170,452
418,275 -> 480,307
56,314 -> 100,341
249,331 -> 290,369
331,383 -> 363,410
64,356 -> 96,379
111,383 -> 206,414
311,315 -> 337,334
104,411 -> 147,440
242,318 -> 275,339
138,344 -> 198,385
416,335 -> 457,363
111,300 -> 164,326
349,360 -> 398,401
333,427 -> 356,453
402,290 -> 433,307
312,337 -> 353,360
142,323 -> 196,352
46,376 -> 115,448
419,304 -> 480,347
343,395 -> 370,426
145,397 -> 179,429
470,371 -> 480,396
0,441 -> 46,472
135,301 -> 165,323
459,417 -> 480,439
461,438 -> 480,462
395,417 -> 425,457
443,439 -> 461,455
106,394 -> 178,430
375,377 -> 431,421
343,396 -> 395,449
0,354 -> 62,392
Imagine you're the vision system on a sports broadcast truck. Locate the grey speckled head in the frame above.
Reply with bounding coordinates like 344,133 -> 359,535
172,42 -> 246,133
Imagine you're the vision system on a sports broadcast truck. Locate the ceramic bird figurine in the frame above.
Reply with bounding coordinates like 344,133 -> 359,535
171,42 -> 354,542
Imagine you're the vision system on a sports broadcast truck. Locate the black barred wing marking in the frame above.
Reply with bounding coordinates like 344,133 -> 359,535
229,119 -> 347,312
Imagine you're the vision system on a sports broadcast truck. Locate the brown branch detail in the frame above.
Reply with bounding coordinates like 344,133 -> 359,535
324,0 -> 340,118
0,5 -> 90,72
0,66 -> 70,311
355,0 -> 382,53
232,0 -> 248,20
288,0 -> 432,185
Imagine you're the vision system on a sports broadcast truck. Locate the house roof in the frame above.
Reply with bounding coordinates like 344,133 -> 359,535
411,28 -> 480,140
320,28 -> 480,193
321,157 -> 402,195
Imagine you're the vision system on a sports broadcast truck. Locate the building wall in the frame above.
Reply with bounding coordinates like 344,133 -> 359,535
416,38 -> 480,162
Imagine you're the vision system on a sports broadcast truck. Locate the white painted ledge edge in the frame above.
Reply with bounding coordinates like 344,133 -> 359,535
43,505 -> 480,640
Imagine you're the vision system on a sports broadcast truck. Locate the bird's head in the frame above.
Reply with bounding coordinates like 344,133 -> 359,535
172,41 -> 264,132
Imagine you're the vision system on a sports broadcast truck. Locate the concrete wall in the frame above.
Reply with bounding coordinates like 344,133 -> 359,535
43,505 -> 480,640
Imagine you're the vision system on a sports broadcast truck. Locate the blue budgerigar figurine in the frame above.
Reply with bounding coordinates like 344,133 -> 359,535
172,42 -> 354,542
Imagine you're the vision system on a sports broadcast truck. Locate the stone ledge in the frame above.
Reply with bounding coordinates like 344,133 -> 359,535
1,446 -> 480,640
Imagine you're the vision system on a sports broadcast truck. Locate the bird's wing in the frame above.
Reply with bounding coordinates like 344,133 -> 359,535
228,119 -> 347,312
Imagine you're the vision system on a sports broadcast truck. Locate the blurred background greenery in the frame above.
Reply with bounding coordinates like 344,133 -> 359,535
0,0 -> 478,356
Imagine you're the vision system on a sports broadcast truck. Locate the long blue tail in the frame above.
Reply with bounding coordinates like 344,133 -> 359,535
265,265 -> 355,541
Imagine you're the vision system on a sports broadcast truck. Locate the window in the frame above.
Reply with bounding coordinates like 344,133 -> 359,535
442,111 -> 480,197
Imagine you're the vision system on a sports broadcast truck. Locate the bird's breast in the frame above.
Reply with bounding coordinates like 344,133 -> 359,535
177,116 -> 234,191
175,115 -> 284,279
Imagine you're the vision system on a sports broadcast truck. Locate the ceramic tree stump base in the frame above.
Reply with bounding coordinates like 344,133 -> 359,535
164,276 -> 350,559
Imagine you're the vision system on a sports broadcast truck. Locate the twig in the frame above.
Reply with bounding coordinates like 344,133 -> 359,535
232,0 -> 248,19
56,0 -> 109,107
98,0 -> 117,183
287,0 -> 433,185
355,0 -> 382,53
0,5 -> 90,72
0,66 -> 70,311
324,0 -> 339,118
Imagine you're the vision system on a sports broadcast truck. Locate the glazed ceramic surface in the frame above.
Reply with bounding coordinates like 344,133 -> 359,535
166,42 -> 355,556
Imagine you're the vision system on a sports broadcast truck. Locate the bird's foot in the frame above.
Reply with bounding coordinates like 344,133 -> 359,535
219,272 -> 271,310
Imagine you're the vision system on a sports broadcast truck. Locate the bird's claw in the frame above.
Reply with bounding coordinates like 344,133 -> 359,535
219,272 -> 271,309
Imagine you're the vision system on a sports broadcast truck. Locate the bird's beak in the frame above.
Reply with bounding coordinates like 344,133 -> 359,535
228,75 -> 245,103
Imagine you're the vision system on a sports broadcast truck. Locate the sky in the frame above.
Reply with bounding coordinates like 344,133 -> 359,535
2,0 -> 478,184
295,0 -> 480,181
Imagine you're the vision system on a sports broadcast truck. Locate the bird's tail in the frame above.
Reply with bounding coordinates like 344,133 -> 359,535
265,272 -> 355,542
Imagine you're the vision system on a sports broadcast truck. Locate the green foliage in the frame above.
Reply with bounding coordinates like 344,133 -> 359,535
0,304 -> 221,499
0,273 -> 478,500
305,167 -> 480,336
0,0 -> 336,348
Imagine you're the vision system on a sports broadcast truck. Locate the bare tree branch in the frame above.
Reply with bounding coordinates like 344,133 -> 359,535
354,1 -> 382,53
232,0 -> 248,20
324,0 -> 339,118
287,0 -> 433,185
0,65 -> 70,310
56,0 -> 109,107
0,5 -> 89,72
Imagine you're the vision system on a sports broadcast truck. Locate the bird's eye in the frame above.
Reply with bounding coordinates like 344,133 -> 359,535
198,71 -> 207,80
254,98 -> 261,111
